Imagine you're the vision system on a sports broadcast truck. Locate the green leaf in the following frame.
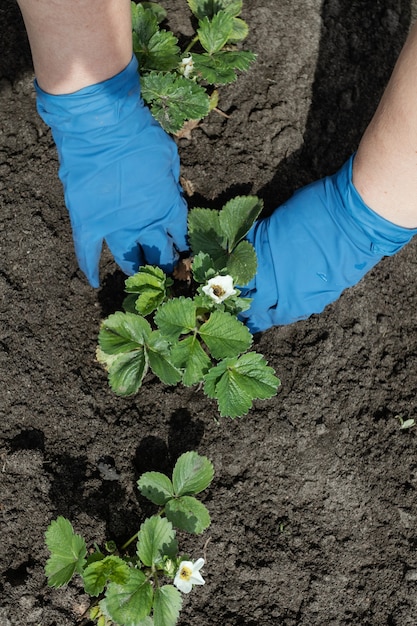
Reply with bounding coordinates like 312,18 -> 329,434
119,619 -> 154,626
228,17 -> 249,42
204,352 -> 280,418
192,53 -> 236,84
209,88 -> 219,110
132,4 -> 179,71
197,12 -> 235,55
191,252 -> 217,284
123,293 -> 139,314
172,451 -> 214,496
187,0 -> 242,20
223,294 -> 252,315
83,556 -> 130,597
136,289 -> 165,317
125,266 -> 171,317
125,265 -> 169,292
219,196 -> 263,251
102,569 -> 153,626
136,30 -> 181,71
225,239 -> 258,286
86,550 -> 105,566
45,517 -> 87,588
198,310 -> 252,358
154,297 -> 197,340
137,516 -> 178,567
131,1 -> 157,38
188,207 -> 225,258
138,471 -> 175,505
193,293 -> 218,314
141,2 -> 167,23
98,348 -> 149,396
193,50 -> 256,84
141,72 -> 209,134
97,312 -> 157,395
219,49 -> 257,72
146,331 -> 182,386
98,312 -> 151,355
170,335 -> 212,386
165,496 -> 211,534
154,586 -> 182,626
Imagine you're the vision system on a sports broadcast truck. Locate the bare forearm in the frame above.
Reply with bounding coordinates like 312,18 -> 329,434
353,21 -> 417,228
16,0 -> 132,94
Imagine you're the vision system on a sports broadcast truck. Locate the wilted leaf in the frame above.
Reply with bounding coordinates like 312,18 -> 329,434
175,119 -> 202,140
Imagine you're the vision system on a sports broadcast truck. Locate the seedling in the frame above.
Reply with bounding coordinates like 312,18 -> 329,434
45,452 -> 213,626
97,196 -> 280,418
396,415 -> 416,430
132,0 -> 257,133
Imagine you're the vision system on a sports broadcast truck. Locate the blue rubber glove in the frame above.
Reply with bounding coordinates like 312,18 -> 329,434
240,154 -> 417,332
35,55 -> 187,287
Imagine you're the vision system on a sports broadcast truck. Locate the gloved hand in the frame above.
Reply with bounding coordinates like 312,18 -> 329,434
35,55 -> 187,287
240,154 -> 417,332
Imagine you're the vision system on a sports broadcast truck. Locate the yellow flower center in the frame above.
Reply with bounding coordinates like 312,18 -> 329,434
212,285 -> 226,297
179,565 -> 193,581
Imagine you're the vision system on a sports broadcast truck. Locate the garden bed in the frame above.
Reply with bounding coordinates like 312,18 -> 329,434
2,0 -> 417,624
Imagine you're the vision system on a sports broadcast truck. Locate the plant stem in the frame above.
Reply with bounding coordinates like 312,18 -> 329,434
120,508 -> 164,552
183,35 -> 199,55
151,565 -> 161,589
120,532 -> 138,552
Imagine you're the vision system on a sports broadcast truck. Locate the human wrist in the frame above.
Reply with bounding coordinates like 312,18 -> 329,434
17,0 -> 132,94
335,154 -> 417,256
34,55 -> 146,134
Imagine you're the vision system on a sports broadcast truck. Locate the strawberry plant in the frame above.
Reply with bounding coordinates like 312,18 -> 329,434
97,196 -> 280,418
132,0 -> 257,133
45,452 -> 213,626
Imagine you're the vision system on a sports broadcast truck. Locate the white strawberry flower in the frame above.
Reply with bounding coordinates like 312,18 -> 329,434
202,275 -> 237,304
181,54 -> 194,78
173,558 -> 205,594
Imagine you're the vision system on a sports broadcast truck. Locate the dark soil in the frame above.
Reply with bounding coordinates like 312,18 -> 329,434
2,1 -> 417,624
